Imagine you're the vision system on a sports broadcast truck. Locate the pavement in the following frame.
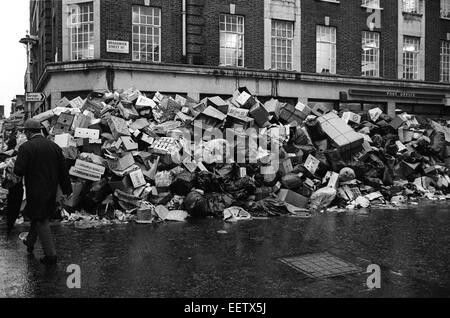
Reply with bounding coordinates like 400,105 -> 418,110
1,202 -> 450,298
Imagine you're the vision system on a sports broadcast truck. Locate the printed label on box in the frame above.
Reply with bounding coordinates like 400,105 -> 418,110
74,128 -> 100,140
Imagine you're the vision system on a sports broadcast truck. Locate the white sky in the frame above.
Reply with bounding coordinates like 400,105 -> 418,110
0,1 -> 29,118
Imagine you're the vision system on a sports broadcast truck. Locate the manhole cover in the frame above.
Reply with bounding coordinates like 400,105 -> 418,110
279,252 -> 363,279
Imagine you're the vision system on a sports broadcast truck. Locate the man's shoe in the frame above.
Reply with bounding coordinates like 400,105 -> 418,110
40,256 -> 57,266
23,240 -> 34,254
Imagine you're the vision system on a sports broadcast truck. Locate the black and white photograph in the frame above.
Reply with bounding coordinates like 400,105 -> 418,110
0,0 -> 450,308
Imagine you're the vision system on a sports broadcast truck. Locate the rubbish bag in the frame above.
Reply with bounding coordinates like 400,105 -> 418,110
196,171 -> 221,193
310,187 -> 337,210
247,197 -> 290,217
222,176 -> 256,200
281,174 -> 303,191
170,171 -> 195,195
205,193 -> 234,216
223,207 -> 252,222
339,168 -> 356,182
184,190 -> 210,218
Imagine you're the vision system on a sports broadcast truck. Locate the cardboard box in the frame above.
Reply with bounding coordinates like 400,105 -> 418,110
129,169 -> 146,188
278,102 -> 310,124
54,133 -> 76,148
279,159 -> 294,175
368,108 -> 383,122
193,106 -> 227,130
108,116 -> 131,139
55,97 -> 71,108
108,153 -> 135,172
75,159 -> 106,175
249,102 -> 270,127
74,128 -> 100,140
390,116 -> 407,130
325,171 -> 340,189
121,136 -> 139,151
135,95 -> 156,109
70,96 -> 85,109
342,112 -> 361,124
278,189 -> 309,209
69,166 -> 102,182
53,113 -> 75,134
317,112 -> 364,152
118,102 -> 139,120
207,96 -> 229,114
304,154 -> 320,175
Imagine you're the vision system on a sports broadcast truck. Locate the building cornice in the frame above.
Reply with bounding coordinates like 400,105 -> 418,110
35,59 -> 450,93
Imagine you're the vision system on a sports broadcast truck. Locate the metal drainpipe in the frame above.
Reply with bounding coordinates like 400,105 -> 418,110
182,0 -> 187,58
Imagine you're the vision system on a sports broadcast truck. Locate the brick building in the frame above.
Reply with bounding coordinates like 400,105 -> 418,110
28,0 -> 450,118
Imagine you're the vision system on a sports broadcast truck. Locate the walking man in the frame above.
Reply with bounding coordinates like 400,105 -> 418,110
14,119 -> 72,266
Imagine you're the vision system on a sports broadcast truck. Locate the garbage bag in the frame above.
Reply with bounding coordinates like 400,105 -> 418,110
339,168 -> 356,182
223,207 -> 252,222
247,197 -> 290,217
196,171 -> 221,193
281,174 -> 303,191
223,176 -> 256,200
170,171 -> 195,195
310,187 -> 337,210
205,193 -> 234,216
184,190 -> 210,218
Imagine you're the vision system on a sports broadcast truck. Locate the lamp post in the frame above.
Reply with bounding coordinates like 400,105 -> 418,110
19,34 -> 38,119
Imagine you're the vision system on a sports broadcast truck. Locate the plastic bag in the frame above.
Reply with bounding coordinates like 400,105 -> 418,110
170,171 -> 195,195
205,193 -> 234,216
184,190 -> 210,218
339,168 -> 356,182
223,207 -> 252,222
196,171 -> 221,193
247,197 -> 290,217
281,174 -> 302,190
223,176 -> 256,200
310,187 -> 337,210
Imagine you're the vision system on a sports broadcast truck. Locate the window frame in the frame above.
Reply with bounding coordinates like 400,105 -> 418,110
316,25 -> 337,74
68,2 -> 95,61
441,0 -> 450,19
440,41 -> 450,82
402,36 -> 420,80
219,14 -> 245,67
271,19 -> 294,71
361,31 -> 380,77
402,0 -> 422,14
132,5 -> 162,63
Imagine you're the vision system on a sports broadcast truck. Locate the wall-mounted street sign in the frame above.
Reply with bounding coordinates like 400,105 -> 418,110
348,89 -> 445,101
106,40 -> 129,54
26,92 -> 46,102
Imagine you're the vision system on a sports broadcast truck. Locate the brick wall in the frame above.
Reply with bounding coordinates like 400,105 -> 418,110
425,0 -> 450,82
186,0 -> 264,68
301,0 -> 398,79
100,0 -> 183,63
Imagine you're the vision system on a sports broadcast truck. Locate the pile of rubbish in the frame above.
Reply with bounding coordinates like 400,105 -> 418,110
1,87 -> 450,227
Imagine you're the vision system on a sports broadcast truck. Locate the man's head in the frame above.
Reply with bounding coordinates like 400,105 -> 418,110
23,119 -> 43,140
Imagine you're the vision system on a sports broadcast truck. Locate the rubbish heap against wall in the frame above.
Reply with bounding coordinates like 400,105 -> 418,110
1,87 -> 450,227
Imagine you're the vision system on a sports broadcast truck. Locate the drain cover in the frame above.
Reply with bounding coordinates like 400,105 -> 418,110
279,252 -> 363,279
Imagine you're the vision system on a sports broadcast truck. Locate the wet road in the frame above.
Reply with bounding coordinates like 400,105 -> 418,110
1,202 -> 450,298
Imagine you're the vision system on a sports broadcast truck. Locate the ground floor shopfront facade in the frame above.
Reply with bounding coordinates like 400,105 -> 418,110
33,60 -> 450,120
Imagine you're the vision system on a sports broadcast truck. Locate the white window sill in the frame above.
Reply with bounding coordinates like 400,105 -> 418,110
361,5 -> 383,10
317,0 -> 340,4
440,16 -> 450,20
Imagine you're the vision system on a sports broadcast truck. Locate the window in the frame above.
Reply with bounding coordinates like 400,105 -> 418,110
441,41 -> 450,82
402,36 -> 420,80
68,2 -> 94,61
271,20 -> 293,71
316,25 -> 336,74
132,6 -> 161,62
441,0 -> 450,18
362,31 -> 380,77
362,0 -> 380,8
402,0 -> 421,14
220,14 -> 245,67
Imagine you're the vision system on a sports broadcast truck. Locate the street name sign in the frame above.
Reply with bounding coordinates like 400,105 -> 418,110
26,92 -> 46,102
